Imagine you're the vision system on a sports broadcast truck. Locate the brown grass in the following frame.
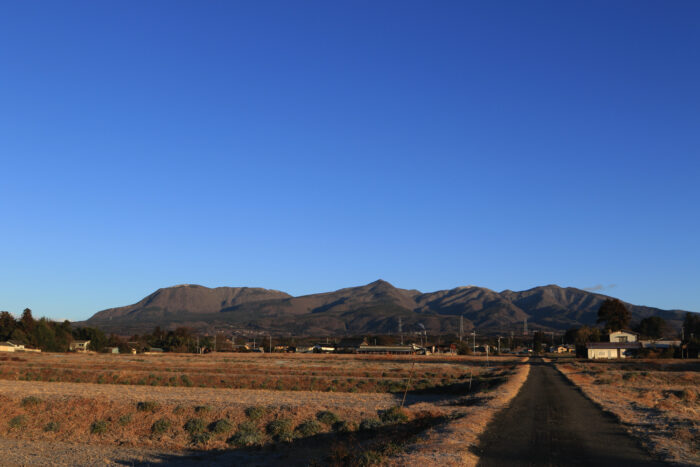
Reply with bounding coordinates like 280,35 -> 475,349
557,360 -> 699,465
0,352 -> 518,458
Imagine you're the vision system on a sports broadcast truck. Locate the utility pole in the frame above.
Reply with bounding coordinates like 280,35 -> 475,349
459,315 -> 464,342
399,317 -> 403,345
269,335 -> 272,354
471,331 -> 476,354
497,336 -> 501,354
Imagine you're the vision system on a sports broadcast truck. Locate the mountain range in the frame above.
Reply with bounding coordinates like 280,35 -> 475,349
81,280 -> 692,336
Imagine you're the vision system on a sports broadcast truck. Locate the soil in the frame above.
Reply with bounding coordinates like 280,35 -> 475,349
474,359 -> 667,467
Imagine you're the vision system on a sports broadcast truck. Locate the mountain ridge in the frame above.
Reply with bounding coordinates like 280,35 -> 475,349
82,280 -> 694,336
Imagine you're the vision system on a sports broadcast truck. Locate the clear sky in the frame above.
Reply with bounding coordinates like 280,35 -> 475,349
1,1 -> 698,321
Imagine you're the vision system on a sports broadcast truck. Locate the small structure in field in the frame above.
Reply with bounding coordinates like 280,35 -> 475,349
69,340 -> 91,352
106,347 -> 120,354
0,341 -> 24,352
551,345 -> 575,354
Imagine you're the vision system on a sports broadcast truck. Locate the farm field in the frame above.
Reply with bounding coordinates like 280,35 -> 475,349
0,352 -> 527,466
557,359 -> 700,466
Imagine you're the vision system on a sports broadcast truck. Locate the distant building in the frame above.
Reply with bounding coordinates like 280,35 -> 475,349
357,344 -> 421,355
587,330 -> 681,359
106,347 -> 120,354
70,340 -> 91,352
335,338 -> 368,353
0,341 -> 24,352
609,330 -> 638,343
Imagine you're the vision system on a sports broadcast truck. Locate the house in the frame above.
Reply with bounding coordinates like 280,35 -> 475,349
609,330 -> 638,343
69,340 -> 91,352
106,347 -> 120,354
551,345 -> 575,354
587,330 -> 641,359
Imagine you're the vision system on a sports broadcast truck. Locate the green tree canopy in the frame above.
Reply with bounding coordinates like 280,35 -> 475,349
636,316 -> 666,339
596,298 -> 630,332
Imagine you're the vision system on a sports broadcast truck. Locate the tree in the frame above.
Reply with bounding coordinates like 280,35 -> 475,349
20,308 -> 35,334
636,316 -> 666,339
596,299 -> 630,331
682,312 -> 700,343
565,326 -> 602,346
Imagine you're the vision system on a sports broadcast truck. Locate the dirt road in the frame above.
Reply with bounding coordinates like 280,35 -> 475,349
475,360 -> 666,467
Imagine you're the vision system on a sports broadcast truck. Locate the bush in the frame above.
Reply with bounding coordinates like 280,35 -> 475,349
316,410 -> 339,426
194,405 -> 211,413
44,421 -> 60,432
184,418 -> 206,434
295,419 -> 322,437
90,420 -> 108,435
333,420 -> 355,433
20,396 -> 42,408
137,401 -> 159,412
151,418 -> 171,435
190,431 -> 212,445
359,418 -> 382,431
228,421 -> 264,447
118,414 -> 132,426
9,415 -> 26,429
379,406 -> 408,424
245,406 -> 267,421
211,419 -> 234,434
267,418 -> 294,442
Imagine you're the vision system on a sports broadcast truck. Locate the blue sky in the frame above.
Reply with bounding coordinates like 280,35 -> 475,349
1,1 -> 698,321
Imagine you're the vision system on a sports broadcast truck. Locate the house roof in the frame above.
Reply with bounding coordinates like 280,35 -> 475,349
587,342 -> 642,349
609,329 -> 639,335
72,340 -> 90,344
0,341 -> 18,347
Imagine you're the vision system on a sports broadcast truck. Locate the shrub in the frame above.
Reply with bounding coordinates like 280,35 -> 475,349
379,406 -> 408,424
151,418 -> 171,435
211,419 -> 234,434
137,401 -> 159,412
190,432 -> 212,445
267,418 -> 294,442
194,405 -> 211,413
245,406 -> 267,421
180,375 -> 193,387
9,415 -> 26,429
184,418 -> 206,434
20,396 -> 42,408
44,421 -> 60,432
295,419 -> 322,437
118,414 -> 132,426
359,418 -> 383,431
334,420 -> 355,433
228,421 -> 264,447
316,410 -> 339,426
90,420 -> 108,435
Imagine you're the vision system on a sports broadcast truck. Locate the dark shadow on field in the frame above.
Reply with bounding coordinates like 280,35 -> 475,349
112,415 -> 449,466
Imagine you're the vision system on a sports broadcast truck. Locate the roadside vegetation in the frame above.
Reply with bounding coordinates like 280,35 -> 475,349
557,360 -> 699,465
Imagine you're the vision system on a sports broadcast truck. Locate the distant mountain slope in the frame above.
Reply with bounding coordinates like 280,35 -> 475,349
82,281 -> 693,336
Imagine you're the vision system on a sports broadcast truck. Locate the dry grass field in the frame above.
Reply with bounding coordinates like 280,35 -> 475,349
0,352 -> 528,466
557,359 -> 700,466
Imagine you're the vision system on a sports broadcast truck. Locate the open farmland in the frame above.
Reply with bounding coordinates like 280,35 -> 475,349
557,359 -> 700,465
0,352 -> 527,466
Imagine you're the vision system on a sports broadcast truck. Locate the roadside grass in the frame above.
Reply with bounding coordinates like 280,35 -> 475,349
557,361 -> 700,466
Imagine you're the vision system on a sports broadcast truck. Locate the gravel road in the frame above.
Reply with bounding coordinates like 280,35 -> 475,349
474,359 -> 666,466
